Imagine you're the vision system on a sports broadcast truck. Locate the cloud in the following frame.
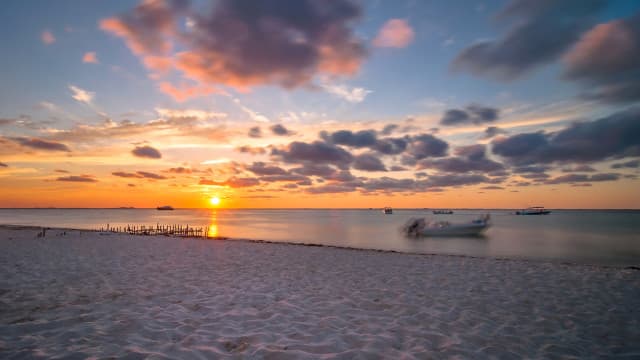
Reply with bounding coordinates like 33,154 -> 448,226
136,171 -> 167,180
381,124 -> 398,136
69,85 -> 94,105
248,126 -> 262,138
611,159 -> 640,169
112,171 -> 140,178
56,175 -> 97,183
155,108 -> 226,120
165,166 -> 192,174
236,145 -> 266,155
307,183 -> 358,194
563,12 -> 640,103
321,129 -> 409,155
373,138 -> 408,155
492,107 -> 640,165
270,124 -> 294,136
44,115 -> 231,144
0,162 -> 7,167
373,19 -> 414,48
246,162 -> 287,176
481,186 -> 504,190
406,134 -> 449,160
82,52 -> 99,64
132,145 -> 162,159
260,174 -> 310,183
113,170 -> 167,180
0,118 -> 15,126
291,164 -> 337,177
545,173 -> 620,184
418,145 -> 504,173
562,165 -> 596,172
8,137 -> 70,152
158,81 -> 219,102
451,0 -> 605,80
440,105 -> 499,126
272,141 -> 354,169
41,30 -> 55,45
353,154 -> 387,171
483,126 -> 507,139
425,174 -> 491,188
101,0 -> 367,91
99,0 -> 186,55
323,129 -> 377,148
200,176 -> 259,188
321,83 -> 371,103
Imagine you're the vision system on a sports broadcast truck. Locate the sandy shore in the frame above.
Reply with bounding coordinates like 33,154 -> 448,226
1,226 -> 639,359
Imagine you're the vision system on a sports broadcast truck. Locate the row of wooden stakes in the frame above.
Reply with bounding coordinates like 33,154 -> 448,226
96,223 -> 209,238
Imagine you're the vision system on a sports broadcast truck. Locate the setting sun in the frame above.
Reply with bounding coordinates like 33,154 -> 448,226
210,196 -> 221,206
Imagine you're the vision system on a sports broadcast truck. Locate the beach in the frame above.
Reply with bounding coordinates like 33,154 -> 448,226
1,226 -> 639,359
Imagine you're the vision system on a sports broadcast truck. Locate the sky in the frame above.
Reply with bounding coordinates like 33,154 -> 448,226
1,0 -> 639,209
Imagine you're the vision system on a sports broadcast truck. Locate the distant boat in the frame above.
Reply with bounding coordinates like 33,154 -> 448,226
516,206 -> 550,215
403,214 -> 490,237
433,209 -> 454,214
383,207 -> 393,214
156,205 -> 174,211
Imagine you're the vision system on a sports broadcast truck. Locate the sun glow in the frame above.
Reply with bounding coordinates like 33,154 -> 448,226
210,196 -> 221,206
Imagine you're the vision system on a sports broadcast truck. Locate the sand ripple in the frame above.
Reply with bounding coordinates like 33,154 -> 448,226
1,227 -> 639,358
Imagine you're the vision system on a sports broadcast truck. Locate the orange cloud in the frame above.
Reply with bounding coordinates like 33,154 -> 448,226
41,30 -> 55,45
373,19 -> 415,48
143,55 -> 173,73
158,82 -> 221,102
82,52 -> 99,64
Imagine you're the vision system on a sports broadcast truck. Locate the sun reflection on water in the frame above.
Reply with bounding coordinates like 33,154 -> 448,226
207,210 -> 219,238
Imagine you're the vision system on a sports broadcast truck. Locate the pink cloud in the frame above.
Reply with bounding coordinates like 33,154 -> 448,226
82,52 -> 99,64
101,0 -> 367,95
158,82 -> 220,102
373,19 -> 415,48
564,20 -> 637,78
41,30 -> 55,45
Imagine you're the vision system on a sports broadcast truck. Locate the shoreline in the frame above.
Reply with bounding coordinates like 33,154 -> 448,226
1,225 -> 639,358
1,224 -> 637,271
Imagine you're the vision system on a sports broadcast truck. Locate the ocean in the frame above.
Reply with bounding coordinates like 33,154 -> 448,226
1,208 -> 639,266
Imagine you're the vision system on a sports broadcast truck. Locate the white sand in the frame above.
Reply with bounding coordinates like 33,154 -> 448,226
0,226 -> 639,359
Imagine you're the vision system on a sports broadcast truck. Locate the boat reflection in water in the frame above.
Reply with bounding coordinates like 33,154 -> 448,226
403,214 -> 491,237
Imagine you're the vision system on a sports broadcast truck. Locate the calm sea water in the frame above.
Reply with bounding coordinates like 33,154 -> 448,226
1,208 -> 639,266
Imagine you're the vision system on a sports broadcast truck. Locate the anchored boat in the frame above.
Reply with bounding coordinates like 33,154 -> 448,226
403,214 -> 490,237
516,206 -> 550,215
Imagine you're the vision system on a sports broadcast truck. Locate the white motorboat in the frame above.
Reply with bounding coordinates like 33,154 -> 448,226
403,214 -> 490,237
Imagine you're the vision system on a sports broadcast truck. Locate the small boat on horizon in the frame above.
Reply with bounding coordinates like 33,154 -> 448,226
516,206 -> 550,215
403,214 -> 490,237
433,209 -> 454,214
383,207 -> 393,214
157,205 -> 174,211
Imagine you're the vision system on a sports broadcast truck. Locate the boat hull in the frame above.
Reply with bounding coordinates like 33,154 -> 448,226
420,223 -> 488,237
516,210 -> 550,215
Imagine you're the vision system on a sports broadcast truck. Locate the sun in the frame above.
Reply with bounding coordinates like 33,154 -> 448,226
210,196 -> 221,206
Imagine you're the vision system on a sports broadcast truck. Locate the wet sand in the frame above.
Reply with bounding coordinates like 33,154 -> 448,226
1,226 -> 639,358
